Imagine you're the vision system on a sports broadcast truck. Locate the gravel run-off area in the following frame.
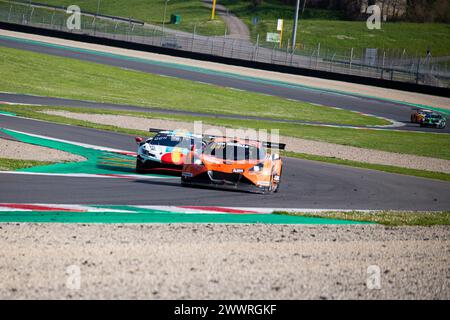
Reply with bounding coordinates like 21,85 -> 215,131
42,110 -> 450,174
0,223 -> 449,299
0,137 -> 85,162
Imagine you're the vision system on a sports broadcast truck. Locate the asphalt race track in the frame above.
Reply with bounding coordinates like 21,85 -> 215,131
0,35 -> 449,133
1,34 -> 450,210
1,114 -> 450,210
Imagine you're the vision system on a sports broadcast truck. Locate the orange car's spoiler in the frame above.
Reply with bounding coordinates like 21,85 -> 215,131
204,134 -> 286,150
263,142 -> 286,150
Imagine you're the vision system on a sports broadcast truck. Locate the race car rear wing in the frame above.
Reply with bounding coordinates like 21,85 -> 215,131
204,133 -> 286,150
262,142 -> 286,150
149,128 -> 168,133
149,129 -> 286,150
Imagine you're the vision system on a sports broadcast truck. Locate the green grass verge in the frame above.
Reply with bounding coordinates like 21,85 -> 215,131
0,158 -> 53,171
1,104 -> 450,182
222,0 -> 450,56
25,0 -> 226,36
276,210 -> 450,226
0,46 -> 388,127
3,104 -> 450,160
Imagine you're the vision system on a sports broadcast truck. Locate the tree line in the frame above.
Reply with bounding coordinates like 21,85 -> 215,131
249,0 -> 450,22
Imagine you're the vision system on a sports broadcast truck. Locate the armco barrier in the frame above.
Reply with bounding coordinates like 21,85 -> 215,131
1,21 -> 449,98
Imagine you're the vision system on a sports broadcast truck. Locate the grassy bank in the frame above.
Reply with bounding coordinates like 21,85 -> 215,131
222,0 -> 450,56
1,105 -> 450,182
0,46 -> 388,127
276,210 -> 450,226
17,0 -> 226,36
0,158 -> 53,171
2,104 -> 449,160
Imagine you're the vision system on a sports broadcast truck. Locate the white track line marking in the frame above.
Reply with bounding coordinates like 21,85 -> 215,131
0,204 -> 377,214
0,171 -> 176,179
0,204 -> 135,213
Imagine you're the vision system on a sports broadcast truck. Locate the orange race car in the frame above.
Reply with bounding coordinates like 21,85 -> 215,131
181,137 -> 285,193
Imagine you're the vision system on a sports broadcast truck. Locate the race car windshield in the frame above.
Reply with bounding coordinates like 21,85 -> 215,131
151,133 -> 193,148
204,142 -> 265,161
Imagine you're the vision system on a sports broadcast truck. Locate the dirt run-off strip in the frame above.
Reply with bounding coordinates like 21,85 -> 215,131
0,137 -> 85,162
1,223 -> 449,299
41,110 -> 450,174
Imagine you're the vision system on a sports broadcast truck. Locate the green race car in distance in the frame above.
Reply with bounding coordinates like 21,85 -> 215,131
420,112 -> 447,129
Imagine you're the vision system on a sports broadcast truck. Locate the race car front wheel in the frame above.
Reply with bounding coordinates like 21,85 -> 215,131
269,172 -> 281,193
136,158 -> 146,174
181,176 -> 190,187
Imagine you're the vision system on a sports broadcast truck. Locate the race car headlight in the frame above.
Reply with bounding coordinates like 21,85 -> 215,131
141,148 -> 150,156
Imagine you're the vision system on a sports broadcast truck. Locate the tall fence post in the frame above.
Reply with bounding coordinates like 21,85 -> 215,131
29,7 -> 34,24
222,38 -> 226,56
231,39 -> 235,58
285,39 -> 290,65
114,21 -> 118,39
415,57 -> 421,84
191,24 -> 196,51
316,43 -> 321,69
309,50 -> 315,69
290,46 -> 295,66
50,9 -> 55,28
7,3 -> 13,22
271,45 -> 275,63
349,47 -> 354,74
360,48 -> 364,76
330,53 -> 336,72
381,50 -> 386,79
253,33 -> 260,61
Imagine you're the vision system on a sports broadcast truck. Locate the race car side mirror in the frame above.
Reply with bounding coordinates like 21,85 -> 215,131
272,153 -> 280,160
135,137 -> 143,145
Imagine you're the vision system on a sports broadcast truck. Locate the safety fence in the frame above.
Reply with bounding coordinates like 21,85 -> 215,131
1,0 -> 448,88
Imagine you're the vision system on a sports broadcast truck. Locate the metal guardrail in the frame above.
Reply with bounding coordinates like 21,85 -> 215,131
1,0 -> 449,88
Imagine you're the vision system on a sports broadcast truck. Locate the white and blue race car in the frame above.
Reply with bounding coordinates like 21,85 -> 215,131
135,129 -> 204,174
